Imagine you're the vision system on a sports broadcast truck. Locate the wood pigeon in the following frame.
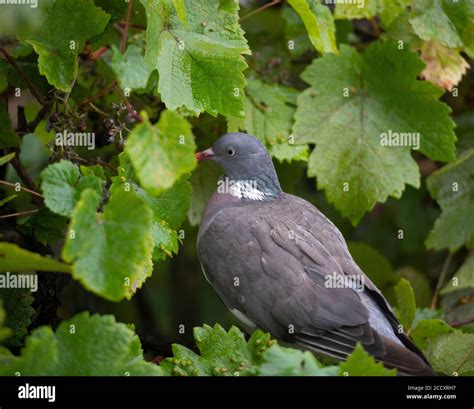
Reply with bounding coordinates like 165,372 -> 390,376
196,132 -> 434,376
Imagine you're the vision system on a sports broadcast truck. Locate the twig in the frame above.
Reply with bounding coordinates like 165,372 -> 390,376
80,81 -> 117,108
28,104 -> 52,131
114,84 -> 132,109
0,179 -> 44,198
88,102 -> 109,116
118,22 -> 146,31
0,46 -> 49,106
450,318 -> 474,328
90,46 -> 110,60
9,155 -> 40,194
240,0 -> 282,22
0,208 -> 40,219
121,0 -> 133,54
70,156 -> 117,173
431,252 -> 454,309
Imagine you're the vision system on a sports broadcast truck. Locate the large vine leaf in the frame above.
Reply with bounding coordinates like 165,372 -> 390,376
0,312 -> 162,376
40,160 -> 104,217
424,332 -> 474,375
410,319 -> 454,350
287,0 -> 338,54
109,45 -> 152,92
426,149 -> 474,251
409,0 -> 474,57
257,345 -> 339,376
161,324 -> 262,376
140,0 -> 250,117
126,110 -> 196,196
61,188 -> 153,302
227,79 -> 308,162
292,40 -> 456,224
19,0 -> 110,92
112,152 -> 191,261
0,242 -> 71,273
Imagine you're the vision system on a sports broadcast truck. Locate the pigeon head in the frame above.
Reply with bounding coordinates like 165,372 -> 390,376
196,132 -> 281,199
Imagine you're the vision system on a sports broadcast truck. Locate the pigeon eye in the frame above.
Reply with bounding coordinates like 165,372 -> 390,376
227,147 -> 236,156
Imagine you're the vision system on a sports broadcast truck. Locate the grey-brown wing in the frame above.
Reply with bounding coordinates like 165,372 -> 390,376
197,199 -> 380,355
197,195 -> 433,374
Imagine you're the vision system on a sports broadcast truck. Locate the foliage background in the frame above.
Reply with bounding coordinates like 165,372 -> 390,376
0,0 -> 473,376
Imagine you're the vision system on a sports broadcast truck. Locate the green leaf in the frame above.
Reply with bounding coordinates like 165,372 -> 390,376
161,324 -> 256,376
126,110 -> 196,196
61,188 -> 153,302
394,278 -> 417,331
397,267 -> 432,309
347,242 -> 399,291
0,103 -> 19,149
112,152 -> 191,261
140,0 -> 250,116
334,0 -> 409,28
426,150 -> 474,251
455,112 -> 474,156
0,195 -> 17,208
188,160 -> 221,226
0,284 -> 35,347
172,0 -> 187,27
339,344 -> 397,376
0,152 -> 15,166
258,344 -> 339,376
17,207 -> 68,247
0,312 -> 162,376
287,0 -> 338,54
0,242 -> 72,273
41,160 -> 104,217
20,0 -> 110,92
410,319 -> 454,350
424,332 -> 474,375
282,6 -> 313,57
292,40 -> 456,224
227,79 -> 308,162
409,0 -> 474,57
110,45 -> 152,91
419,40 -> 470,91
0,303 -> 12,343
246,330 -> 274,365
442,252 -> 474,295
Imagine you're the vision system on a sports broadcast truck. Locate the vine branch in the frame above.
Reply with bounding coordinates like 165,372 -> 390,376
121,0 -> 133,54
431,252 -> 454,309
0,46 -> 49,106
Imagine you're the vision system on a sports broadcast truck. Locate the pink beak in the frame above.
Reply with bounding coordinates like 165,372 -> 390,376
195,148 -> 215,161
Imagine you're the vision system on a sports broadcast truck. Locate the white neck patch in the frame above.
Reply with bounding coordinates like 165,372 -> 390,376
217,178 -> 270,201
